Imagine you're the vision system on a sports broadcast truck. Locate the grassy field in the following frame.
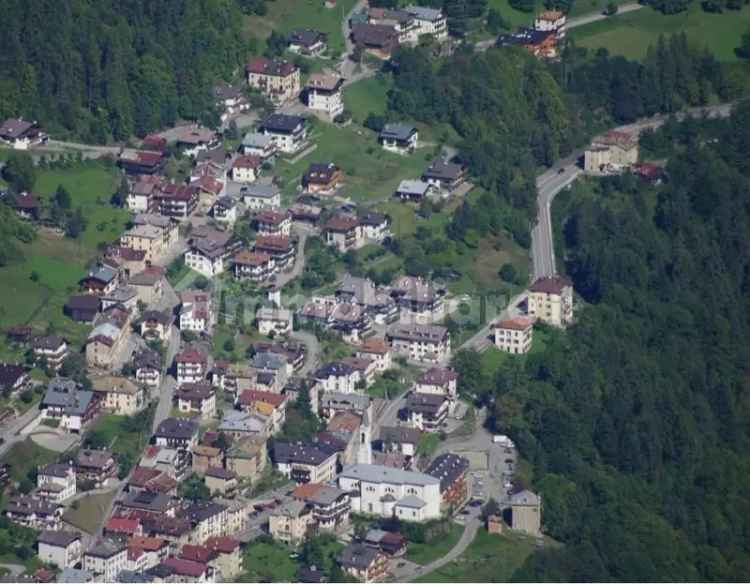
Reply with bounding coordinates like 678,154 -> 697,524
571,3 -> 750,61
1,438 -> 57,483
414,529 -> 539,582
406,522 -> 465,565
63,490 -> 117,534
343,75 -> 392,123
487,0 -> 536,28
241,539 -> 298,582
244,0 -> 357,56
33,163 -> 126,249
87,409 -> 154,467
274,121 -> 429,203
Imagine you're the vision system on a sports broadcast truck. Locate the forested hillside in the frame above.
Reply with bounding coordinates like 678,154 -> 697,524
0,0 -> 246,142
479,104 -> 750,581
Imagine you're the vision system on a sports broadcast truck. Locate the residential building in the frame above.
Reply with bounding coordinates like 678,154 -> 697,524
363,529 -> 407,557
256,307 -> 293,336
180,291 -> 213,333
337,543 -> 388,583
119,491 -> 176,519
217,410 -> 270,440
0,362 -> 28,396
175,383 -> 216,420
246,57 -> 301,104
323,214 -> 364,253
254,209 -> 292,237
205,467 -> 238,496
305,74 -> 344,117
405,5 -> 448,40
225,437 -> 268,483
288,28 -> 328,56
184,227 -> 241,278
351,24 -> 400,59
154,183 -> 199,219
76,449 -> 117,486
338,464 -> 441,522
121,225 -> 164,263
127,535 -> 169,573
86,309 -> 131,370
368,7 -> 419,43
386,323 -> 450,363
259,114 -> 307,154
497,28 -> 559,59
355,338 -> 392,373
241,183 -> 281,210
118,149 -> 167,175
83,540 -> 128,582
175,345 -> 209,384
303,162 -> 343,194
240,133 -> 278,161
414,367 -> 458,409
57,568 -> 94,583
341,356 -> 377,389
584,129 -> 639,172
406,392 -> 449,432
40,378 -> 99,433
390,275 -> 444,324
180,501 -> 229,544
134,349 -> 161,389
359,212 -> 390,242
254,235 -> 296,270
269,500 -> 314,545
315,362 -> 361,394
336,275 -> 397,325
378,426 -> 420,458
191,445 -> 224,476
527,276 -> 573,326
232,250 -> 277,283
99,285 -> 137,315
211,197 -> 237,225
273,441 -> 338,484
394,179 -> 433,202
92,376 -> 146,416
378,123 -> 418,155
5,495 -> 62,530
13,191 -> 40,220
426,453 -> 469,508
493,316 -> 534,354
0,118 -> 46,149
31,335 -> 68,371
37,463 -> 76,503
214,82 -> 250,122
126,175 -> 165,213
421,158 -> 466,192
64,294 -> 100,323
318,392 -> 373,423
132,213 -> 179,250
534,9 -> 566,38
290,202 -> 322,225
203,537 -> 242,581
230,154 -> 262,183
292,482 -> 351,533
510,489 -> 542,537
139,310 -> 172,342
330,303 -> 372,343
105,245 -> 147,278
154,418 -> 200,450
174,126 -> 219,158
37,530 -> 82,569
80,263 -> 120,296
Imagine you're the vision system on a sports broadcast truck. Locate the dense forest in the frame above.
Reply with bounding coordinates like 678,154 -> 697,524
387,36 -> 733,248
0,0 -> 247,142
455,104 -> 750,581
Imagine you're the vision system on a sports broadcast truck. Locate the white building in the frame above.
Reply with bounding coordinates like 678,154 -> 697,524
259,114 -> 307,154
83,540 -> 127,582
241,132 -> 278,161
314,362 -> 361,394
387,324 -> 450,364
405,5 -> 448,40
37,463 -> 77,503
534,10 -> 566,38
230,155 -> 261,183
305,74 -> 344,118
241,184 -> 281,210
179,290 -> 212,333
338,464 -> 441,522
493,316 -> 534,354
257,307 -> 293,336
37,530 -> 82,569
527,276 -> 573,327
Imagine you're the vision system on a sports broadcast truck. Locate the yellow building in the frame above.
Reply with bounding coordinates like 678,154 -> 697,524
246,57 -> 301,104
91,376 -> 146,416
510,490 -> 542,537
269,500 -> 313,545
493,316 -> 534,354
527,276 -> 573,327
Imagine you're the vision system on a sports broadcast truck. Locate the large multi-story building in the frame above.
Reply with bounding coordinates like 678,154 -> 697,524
493,316 -> 534,354
246,57 -> 301,104
387,323 -> 450,364
527,276 -> 573,327
305,74 -> 344,118
338,464 -> 441,522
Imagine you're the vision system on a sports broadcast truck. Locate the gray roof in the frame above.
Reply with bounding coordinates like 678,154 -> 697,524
38,530 -> 80,547
242,132 -> 275,149
380,426 -> 421,445
42,380 -> 94,417
154,417 -> 199,440
253,351 -> 288,371
320,392 -> 370,412
380,123 -> 417,141
273,499 -> 309,518
426,453 -> 469,492
405,5 -> 444,21
337,543 -> 381,570
511,489 -> 541,506
121,491 -> 172,513
180,501 -> 227,524
58,568 -> 94,583
339,464 -> 439,487
396,494 -> 426,509
315,361 -> 356,380
240,183 -> 280,199
218,410 -> 267,434
274,441 -> 336,466
85,264 -> 118,284
298,484 -> 347,506
85,539 -> 125,559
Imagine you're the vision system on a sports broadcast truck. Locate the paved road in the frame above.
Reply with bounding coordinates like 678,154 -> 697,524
0,563 -> 25,577
289,329 -> 321,377
152,324 -> 181,433
530,103 -> 734,282
474,2 -> 644,52
276,224 -> 313,289
0,407 -> 41,457
34,140 -> 120,159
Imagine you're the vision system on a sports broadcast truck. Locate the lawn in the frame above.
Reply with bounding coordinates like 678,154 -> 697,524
244,0 -> 357,56
1,438 -> 57,483
240,539 -> 298,582
406,522 -> 464,565
414,529 -> 539,582
87,409 -> 154,467
487,0 -> 535,29
570,3 -> 750,62
33,163 -> 127,249
343,75 -> 392,123
63,490 -> 117,534
274,121 -> 429,203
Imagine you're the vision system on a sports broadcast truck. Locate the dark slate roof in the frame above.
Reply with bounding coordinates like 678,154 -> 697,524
273,441 -> 336,466
380,425 -> 421,445
38,530 -> 80,547
260,114 -> 305,134
315,361 -> 356,379
288,28 -> 326,47
425,453 -> 469,492
379,123 -> 416,141
154,417 -> 199,440
336,543 -> 381,570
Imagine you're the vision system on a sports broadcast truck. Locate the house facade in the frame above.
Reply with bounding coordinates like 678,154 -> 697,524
527,276 -> 573,327
246,57 -> 301,104
493,316 -> 534,354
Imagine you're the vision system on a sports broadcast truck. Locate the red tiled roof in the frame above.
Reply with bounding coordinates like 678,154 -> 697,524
358,338 -> 389,355
106,516 -> 141,534
162,557 -> 208,578
204,536 -> 240,554
180,544 -> 216,564
324,214 -> 359,232
246,57 -> 298,77
233,250 -> 272,266
495,316 -> 534,331
256,209 -> 290,225
129,466 -> 162,488
529,275 -> 572,295
128,535 -> 166,552
238,389 -> 286,408
176,345 -> 208,364
233,154 -> 262,169
254,235 -> 292,252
